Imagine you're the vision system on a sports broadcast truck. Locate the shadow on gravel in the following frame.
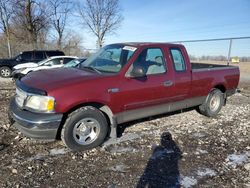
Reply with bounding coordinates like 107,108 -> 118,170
137,132 -> 182,188
117,107 -> 195,137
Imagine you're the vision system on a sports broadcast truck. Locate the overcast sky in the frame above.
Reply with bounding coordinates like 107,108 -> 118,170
79,0 -> 250,56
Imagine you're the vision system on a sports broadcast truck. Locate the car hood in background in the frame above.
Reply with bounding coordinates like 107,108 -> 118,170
13,62 -> 37,70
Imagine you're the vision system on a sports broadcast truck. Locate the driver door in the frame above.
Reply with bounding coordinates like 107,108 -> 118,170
115,47 -> 175,123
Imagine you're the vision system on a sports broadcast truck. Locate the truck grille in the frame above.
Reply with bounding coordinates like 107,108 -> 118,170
15,87 -> 27,108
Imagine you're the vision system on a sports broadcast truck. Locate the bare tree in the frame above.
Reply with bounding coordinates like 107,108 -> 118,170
78,0 -> 123,48
63,30 -> 83,56
49,0 -> 72,49
0,0 -> 13,57
13,0 -> 49,49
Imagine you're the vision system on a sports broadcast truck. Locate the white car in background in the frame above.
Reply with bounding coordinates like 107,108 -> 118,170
12,56 -> 77,79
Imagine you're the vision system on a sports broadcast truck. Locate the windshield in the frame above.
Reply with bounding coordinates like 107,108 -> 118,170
79,44 -> 137,74
64,59 -> 81,68
38,59 -> 48,65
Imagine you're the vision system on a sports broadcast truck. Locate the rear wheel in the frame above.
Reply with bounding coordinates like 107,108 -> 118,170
61,106 -> 108,151
0,66 -> 11,78
197,89 -> 224,117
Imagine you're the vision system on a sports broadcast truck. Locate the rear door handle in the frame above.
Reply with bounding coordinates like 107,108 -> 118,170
163,80 -> 173,87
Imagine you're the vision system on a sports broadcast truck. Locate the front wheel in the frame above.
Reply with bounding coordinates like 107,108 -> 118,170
61,106 -> 108,151
0,66 -> 11,78
197,89 -> 224,117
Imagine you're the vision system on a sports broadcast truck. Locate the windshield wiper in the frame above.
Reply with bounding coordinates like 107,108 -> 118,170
82,66 -> 102,74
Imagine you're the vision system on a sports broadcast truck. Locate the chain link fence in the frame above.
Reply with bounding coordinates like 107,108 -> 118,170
171,36 -> 250,65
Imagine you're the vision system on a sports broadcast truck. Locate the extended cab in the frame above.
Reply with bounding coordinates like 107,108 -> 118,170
9,43 -> 240,151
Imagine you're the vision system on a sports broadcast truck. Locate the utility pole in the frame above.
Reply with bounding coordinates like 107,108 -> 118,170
227,39 -> 232,66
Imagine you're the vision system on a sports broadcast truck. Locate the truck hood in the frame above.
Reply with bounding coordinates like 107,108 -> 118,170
14,62 -> 38,70
21,67 -> 102,92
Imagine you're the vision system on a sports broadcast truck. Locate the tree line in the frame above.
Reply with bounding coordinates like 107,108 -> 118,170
0,0 -> 123,58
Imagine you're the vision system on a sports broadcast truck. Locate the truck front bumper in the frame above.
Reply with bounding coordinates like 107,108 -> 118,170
9,98 -> 63,140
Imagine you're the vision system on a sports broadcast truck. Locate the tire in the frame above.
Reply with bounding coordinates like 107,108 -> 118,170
61,106 -> 108,151
197,89 -> 224,117
0,66 -> 11,78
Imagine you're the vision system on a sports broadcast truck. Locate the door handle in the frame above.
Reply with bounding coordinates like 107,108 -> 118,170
163,80 -> 173,87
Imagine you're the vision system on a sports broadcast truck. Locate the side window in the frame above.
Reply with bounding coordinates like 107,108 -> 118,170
44,59 -> 62,66
52,58 -> 63,65
63,58 -> 74,64
128,48 -> 166,76
35,51 -> 44,59
44,60 -> 54,66
46,51 -> 53,57
21,52 -> 32,60
170,49 -> 186,72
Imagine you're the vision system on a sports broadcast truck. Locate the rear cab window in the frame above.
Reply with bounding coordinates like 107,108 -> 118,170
170,48 -> 186,72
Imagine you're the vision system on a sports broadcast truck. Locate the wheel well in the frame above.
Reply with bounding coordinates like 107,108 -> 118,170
56,102 -> 114,139
214,85 -> 226,93
0,65 -> 11,69
66,102 -> 113,118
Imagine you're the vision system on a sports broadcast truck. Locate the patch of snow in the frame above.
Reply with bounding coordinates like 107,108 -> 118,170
192,132 -> 207,138
196,149 -> 208,154
49,148 -> 67,156
226,153 -> 248,166
227,153 -> 248,165
234,93 -> 242,97
197,168 -> 216,177
27,154 -> 46,161
180,176 -> 197,188
109,146 -> 138,154
109,164 -> 128,172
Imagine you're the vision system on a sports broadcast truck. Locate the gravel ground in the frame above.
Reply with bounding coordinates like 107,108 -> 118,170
0,79 -> 249,188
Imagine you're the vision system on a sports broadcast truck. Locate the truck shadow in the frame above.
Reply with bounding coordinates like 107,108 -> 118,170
137,132 -> 182,188
117,107 -> 196,137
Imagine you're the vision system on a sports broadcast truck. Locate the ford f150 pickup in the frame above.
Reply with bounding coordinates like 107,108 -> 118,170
9,43 -> 240,151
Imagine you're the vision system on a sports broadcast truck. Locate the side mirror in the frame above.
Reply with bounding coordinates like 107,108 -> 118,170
130,65 -> 146,78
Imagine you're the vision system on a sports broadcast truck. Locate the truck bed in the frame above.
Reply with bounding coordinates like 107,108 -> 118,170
190,62 -> 240,98
191,62 -> 236,71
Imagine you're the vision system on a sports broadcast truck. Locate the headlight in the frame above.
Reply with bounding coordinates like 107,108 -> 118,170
25,95 -> 55,113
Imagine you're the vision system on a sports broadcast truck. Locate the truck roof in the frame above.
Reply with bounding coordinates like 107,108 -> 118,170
112,42 -> 184,48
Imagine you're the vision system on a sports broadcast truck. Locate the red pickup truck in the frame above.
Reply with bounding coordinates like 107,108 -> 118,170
9,43 -> 240,151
